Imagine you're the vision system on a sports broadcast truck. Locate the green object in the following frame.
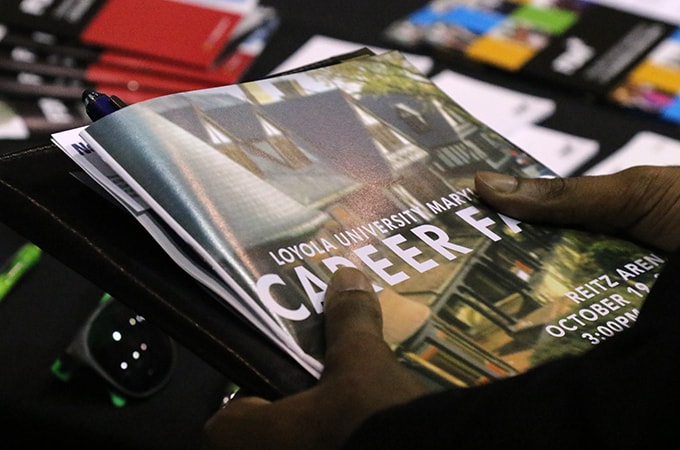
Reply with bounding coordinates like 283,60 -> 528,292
52,356 -> 129,407
99,292 -> 112,304
512,6 -> 577,35
109,391 -> 127,408
0,242 -> 42,301
51,358 -> 74,382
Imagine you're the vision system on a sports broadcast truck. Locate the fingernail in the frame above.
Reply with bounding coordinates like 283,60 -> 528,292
477,171 -> 518,193
327,267 -> 373,296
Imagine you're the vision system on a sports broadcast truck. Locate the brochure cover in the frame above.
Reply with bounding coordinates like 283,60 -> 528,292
0,10 -> 279,100
0,50 -> 212,94
0,0 -> 251,67
608,28 -> 680,124
0,62 -> 169,104
54,51 -> 665,389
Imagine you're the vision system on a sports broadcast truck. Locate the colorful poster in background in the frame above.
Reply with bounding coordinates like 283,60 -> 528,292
464,3 -> 580,72
384,0 -> 592,67
384,0 -> 680,124
610,29 -> 680,123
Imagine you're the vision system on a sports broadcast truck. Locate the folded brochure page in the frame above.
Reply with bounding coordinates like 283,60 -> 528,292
52,51 -> 664,389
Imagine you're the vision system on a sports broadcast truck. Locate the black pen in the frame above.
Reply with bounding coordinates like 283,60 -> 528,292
82,89 -> 127,121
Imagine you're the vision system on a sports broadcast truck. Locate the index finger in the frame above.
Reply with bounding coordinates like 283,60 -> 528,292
474,167 -> 680,251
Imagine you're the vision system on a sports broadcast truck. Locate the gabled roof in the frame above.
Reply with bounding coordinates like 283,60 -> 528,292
143,88 -> 360,209
148,91 -> 267,143
261,89 -> 394,182
356,92 -> 460,149
89,105 -> 331,250
202,102 -> 267,142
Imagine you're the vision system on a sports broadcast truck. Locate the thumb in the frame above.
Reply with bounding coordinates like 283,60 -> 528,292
474,167 -> 680,252
321,267 -> 389,377
319,267 -> 428,422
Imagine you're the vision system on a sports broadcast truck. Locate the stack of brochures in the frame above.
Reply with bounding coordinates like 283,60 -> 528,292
0,0 -> 278,141
383,0 -> 680,125
52,50 -> 664,389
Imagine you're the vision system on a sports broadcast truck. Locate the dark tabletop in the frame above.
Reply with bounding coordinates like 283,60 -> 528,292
1,0 -> 678,448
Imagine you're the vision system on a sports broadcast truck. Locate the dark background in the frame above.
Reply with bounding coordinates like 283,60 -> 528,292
1,1 -> 678,448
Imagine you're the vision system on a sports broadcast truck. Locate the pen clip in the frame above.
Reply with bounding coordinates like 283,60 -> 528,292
82,89 -> 128,121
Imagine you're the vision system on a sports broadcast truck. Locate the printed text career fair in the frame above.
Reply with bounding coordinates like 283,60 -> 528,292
268,187 -> 480,266
256,190 -> 525,322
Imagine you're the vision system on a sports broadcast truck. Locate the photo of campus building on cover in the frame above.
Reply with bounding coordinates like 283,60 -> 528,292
83,51 -> 664,388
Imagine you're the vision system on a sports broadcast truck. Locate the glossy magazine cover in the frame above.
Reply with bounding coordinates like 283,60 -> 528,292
71,51 -> 664,389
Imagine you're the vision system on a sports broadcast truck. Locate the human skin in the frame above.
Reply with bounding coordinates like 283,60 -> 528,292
200,166 -> 680,450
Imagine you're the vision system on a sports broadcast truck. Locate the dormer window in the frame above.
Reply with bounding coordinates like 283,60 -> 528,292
394,102 -> 430,133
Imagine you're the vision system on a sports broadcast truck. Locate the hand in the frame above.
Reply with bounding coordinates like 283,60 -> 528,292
200,267 -> 429,450
475,165 -> 680,253
201,166 -> 680,449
